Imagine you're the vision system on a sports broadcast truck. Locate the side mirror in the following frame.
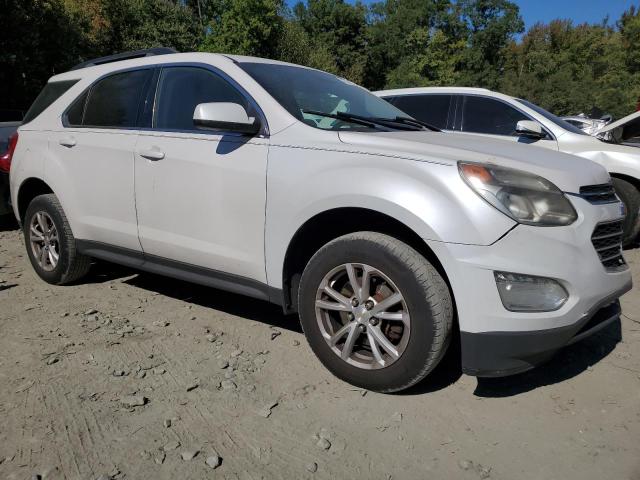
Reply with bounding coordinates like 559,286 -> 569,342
193,102 -> 261,135
515,120 -> 546,139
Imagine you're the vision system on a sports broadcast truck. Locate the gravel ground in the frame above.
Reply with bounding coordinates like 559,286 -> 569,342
0,220 -> 639,480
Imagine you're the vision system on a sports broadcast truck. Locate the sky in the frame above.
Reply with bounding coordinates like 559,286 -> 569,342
517,0 -> 638,30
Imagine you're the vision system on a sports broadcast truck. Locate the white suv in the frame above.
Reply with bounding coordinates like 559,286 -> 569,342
8,51 -> 632,392
375,87 -> 640,246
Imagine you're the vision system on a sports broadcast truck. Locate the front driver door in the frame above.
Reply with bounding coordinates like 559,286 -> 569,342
457,95 -> 559,150
134,65 -> 268,284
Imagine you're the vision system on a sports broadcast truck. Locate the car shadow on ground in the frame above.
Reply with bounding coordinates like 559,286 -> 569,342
472,319 -> 622,398
126,270 -> 302,333
81,260 -> 624,397
82,261 -> 302,333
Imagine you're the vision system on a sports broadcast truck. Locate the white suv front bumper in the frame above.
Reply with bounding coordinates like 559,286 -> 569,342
429,196 -> 633,376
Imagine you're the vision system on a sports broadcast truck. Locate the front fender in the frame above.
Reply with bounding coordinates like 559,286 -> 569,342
574,148 -> 640,182
264,144 -> 515,288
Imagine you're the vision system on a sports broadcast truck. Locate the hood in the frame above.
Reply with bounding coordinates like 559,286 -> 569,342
596,111 -> 640,143
338,130 -> 610,192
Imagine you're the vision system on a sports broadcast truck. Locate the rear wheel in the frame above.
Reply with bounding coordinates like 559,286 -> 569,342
298,232 -> 453,393
612,177 -> 640,247
23,194 -> 91,285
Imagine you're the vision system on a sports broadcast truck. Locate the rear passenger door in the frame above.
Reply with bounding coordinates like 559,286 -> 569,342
387,94 -> 454,131
456,95 -> 558,150
134,65 -> 269,283
49,68 -> 154,251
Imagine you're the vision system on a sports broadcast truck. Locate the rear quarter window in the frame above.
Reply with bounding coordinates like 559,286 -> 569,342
65,90 -> 89,126
22,80 -> 79,124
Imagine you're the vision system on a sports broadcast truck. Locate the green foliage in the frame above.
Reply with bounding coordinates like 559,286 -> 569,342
2,0 -> 639,121
385,29 -> 465,88
97,0 -> 201,53
276,20 -> 339,73
0,0 -> 86,112
366,0 -> 460,89
500,14 -> 640,118
199,0 -> 283,58
456,0 -> 524,88
292,0 -> 369,82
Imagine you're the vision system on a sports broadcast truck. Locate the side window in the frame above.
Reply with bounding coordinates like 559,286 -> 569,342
391,94 -> 452,130
65,90 -> 88,126
82,69 -> 152,128
23,80 -> 79,124
154,67 -> 248,131
461,96 -> 529,136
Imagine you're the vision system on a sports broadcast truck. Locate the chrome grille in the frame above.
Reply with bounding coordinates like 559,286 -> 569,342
591,220 -> 626,270
579,183 -> 618,204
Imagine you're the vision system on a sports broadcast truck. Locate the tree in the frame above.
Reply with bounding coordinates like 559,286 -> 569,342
276,19 -> 338,73
200,0 -> 283,58
620,6 -> 640,74
385,29 -> 465,87
500,19 -> 636,119
96,0 -> 201,53
456,0 -> 524,89
293,0 -> 369,82
0,0 -> 88,112
366,0 -> 459,89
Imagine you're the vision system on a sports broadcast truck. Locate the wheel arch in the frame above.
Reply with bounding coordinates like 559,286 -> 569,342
610,172 -> 640,192
279,207 -> 454,315
17,177 -> 54,224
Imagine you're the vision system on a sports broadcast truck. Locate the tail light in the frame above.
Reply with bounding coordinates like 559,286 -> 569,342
0,131 -> 18,173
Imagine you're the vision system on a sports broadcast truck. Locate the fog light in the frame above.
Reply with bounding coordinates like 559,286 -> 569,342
494,272 -> 568,312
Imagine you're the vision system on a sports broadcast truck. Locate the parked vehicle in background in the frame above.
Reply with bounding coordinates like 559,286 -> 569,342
0,121 -> 21,217
594,111 -> 640,148
8,51 -> 632,391
562,112 -> 640,148
376,87 -> 640,246
562,114 -> 612,135
0,109 -> 24,122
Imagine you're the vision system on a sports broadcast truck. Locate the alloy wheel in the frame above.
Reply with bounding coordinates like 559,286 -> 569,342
29,211 -> 60,272
314,263 -> 410,369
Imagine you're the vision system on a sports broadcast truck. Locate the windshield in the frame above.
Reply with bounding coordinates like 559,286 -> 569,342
516,99 -> 588,135
238,62 -> 409,131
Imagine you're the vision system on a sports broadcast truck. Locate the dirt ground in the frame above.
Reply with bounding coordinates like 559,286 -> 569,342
0,220 -> 639,480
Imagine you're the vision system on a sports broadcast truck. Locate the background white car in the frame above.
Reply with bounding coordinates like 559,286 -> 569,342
376,87 -> 640,246
562,114 -> 612,135
594,110 -> 640,147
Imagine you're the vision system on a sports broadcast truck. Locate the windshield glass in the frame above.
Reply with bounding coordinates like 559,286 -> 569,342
516,99 -> 588,135
238,62 -> 409,131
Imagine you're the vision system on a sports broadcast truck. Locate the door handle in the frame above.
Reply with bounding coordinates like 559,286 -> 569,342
137,148 -> 165,161
59,137 -> 76,148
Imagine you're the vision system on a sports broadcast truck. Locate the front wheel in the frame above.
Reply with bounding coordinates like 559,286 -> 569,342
298,232 -> 453,393
612,177 -> 640,248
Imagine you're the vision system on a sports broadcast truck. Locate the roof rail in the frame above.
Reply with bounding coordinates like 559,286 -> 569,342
70,47 -> 178,71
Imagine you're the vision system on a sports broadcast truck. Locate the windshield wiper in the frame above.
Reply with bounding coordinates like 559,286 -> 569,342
386,116 -> 441,132
302,110 -> 386,129
303,109 -> 441,132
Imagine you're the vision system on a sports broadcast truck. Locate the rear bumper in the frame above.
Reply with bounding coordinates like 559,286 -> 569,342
460,295 -> 628,377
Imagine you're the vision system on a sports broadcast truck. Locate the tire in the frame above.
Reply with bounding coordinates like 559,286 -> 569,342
298,232 -> 453,393
612,177 -> 640,248
23,194 -> 91,285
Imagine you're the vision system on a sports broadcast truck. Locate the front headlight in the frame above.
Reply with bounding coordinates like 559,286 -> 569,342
458,162 -> 578,226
